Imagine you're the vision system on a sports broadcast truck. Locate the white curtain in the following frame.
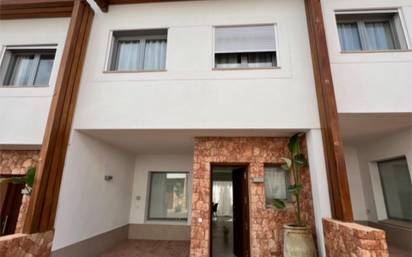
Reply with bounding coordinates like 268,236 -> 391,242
144,39 -> 167,70
11,55 -> 34,86
365,21 -> 395,50
116,40 -> 141,71
338,23 -> 362,51
212,181 -> 233,217
34,56 -> 54,85
264,167 -> 287,205
215,53 -> 240,69
247,52 -> 275,68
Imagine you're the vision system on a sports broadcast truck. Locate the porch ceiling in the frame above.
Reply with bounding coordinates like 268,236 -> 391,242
339,113 -> 412,145
79,129 -> 295,154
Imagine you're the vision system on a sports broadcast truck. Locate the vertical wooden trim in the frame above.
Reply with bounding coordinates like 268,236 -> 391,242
304,0 -> 353,222
23,0 -> 94,233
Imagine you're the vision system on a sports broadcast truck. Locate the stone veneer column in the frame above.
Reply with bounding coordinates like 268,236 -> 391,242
0,231 -> 54,257
0,150 -> 40,233
323,218 -> 389,257
190,137 -> 316,257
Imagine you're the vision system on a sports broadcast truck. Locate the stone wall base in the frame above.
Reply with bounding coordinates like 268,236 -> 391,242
323,218 -> 389,257
0,231 -> 54,257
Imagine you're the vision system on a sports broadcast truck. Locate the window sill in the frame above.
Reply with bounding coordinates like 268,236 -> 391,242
340,49 -> 412,54
379,219 -> 412,230
0,85 -> 50,88
213,67 -> 281,71
103,69 -> 167,74
265,200 -> 294,210
145,220 -> 189,225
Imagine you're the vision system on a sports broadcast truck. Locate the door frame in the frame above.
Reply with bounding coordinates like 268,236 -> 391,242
0,174 -> 25,236
210,164 -> 251,257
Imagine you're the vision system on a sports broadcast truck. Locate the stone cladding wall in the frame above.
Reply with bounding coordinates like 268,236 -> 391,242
190,137 -> 315,257
323,218 -> 389,257
0,231 -> 53,257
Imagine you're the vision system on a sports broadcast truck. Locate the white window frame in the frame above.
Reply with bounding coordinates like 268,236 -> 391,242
212,24 -> 279,70
106,29 -> 168,72
0,45 -> 57,87
336,9 -> 410,52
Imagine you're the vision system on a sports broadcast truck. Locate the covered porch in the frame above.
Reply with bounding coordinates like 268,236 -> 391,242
51,129 -> 325,257
340,113 -> 412,257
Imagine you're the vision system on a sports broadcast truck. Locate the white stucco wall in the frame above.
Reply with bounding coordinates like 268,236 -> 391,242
343,146 -> 368,221
344,128 -> 412,222
53,131 -> 135,250
306,129 -> 331,257
322,0 -> 412,113
0,18 -> 69,145
71,0 -> 320,130
129,154 -> 193,225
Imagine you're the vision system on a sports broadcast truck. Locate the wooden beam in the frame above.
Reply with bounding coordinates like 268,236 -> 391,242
108,0 -> 186,4
0,0 -> 74,19
92,0 -> 191,12
304,0 -> 354,222
94,0 -> 108,12
23,0 -> 94,233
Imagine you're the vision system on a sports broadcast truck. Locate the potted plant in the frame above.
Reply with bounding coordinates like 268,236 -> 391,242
273,133 -> 317,257
0,167 -> 36,195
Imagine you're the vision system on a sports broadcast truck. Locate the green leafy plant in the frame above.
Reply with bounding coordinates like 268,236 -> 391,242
0,167 -> 36,195
273,133 -> 307,227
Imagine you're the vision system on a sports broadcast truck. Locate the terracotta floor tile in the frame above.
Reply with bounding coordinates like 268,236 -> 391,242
100,240 -> 190,257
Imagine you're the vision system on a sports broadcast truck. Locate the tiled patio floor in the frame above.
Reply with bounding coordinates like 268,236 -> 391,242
99,240 -> 190,257
388,245 -> 411,257
98,238 -> 411,257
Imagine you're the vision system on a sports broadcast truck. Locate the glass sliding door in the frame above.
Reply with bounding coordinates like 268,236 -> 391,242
378,157 -> 412,222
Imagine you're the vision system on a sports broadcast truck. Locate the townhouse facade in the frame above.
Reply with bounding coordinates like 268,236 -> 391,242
0,0 -> 410,257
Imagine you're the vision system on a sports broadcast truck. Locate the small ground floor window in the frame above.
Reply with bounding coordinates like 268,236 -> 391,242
147,172 -> 189,221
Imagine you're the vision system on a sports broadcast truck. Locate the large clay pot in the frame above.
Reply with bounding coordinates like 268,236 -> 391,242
283,224 -> 317,257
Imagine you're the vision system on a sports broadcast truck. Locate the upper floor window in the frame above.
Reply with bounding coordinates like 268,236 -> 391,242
336,11 -> 408,52
0,47 -> 56,87
108,29 -> 167,72
214,25 -> 277,69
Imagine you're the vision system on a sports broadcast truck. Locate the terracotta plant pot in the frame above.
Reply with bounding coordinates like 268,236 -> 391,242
283,224 -> 317,257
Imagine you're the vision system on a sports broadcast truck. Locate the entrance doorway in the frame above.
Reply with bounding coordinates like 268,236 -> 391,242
0,175 -> 24,236
211,166 -> 250,257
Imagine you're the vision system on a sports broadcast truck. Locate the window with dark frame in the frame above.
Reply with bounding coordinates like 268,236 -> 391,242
377,157 -> 412,222
108,29 -> 167,72
0,48 -> 56,87
214,25 -> 277,69
336,11 -> 408,52
147,172 -> 189,221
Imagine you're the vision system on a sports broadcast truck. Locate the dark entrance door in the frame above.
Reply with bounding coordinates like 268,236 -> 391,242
232,167 -> 250,257
0,180 -> 24,236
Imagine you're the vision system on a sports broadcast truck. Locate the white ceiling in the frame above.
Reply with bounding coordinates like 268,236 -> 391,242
78,113 -> 411,154
339,113 -> 412,145
80,129 -> 296,154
